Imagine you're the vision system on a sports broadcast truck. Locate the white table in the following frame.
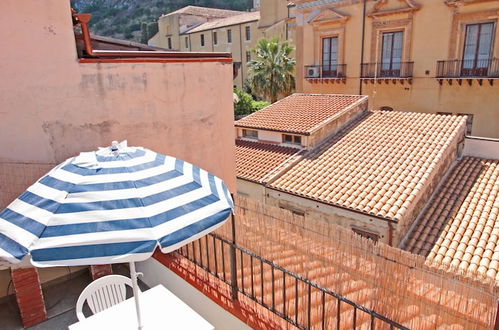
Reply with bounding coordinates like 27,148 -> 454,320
69,284 -> 214,330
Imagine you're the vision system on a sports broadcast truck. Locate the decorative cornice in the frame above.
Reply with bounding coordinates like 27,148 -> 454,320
445,0 -> 498,7
296,0 -> 351,10
309,7 -> 350,24
368,0 -> 421,17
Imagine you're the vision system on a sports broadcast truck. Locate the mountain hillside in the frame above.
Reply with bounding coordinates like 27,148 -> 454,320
71,0 -> 253,43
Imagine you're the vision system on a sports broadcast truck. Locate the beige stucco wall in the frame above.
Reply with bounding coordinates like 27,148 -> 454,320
235,127 -> 308,147
259,0 -> 289,28
0,0 -> 236,188
295,0 -> 499,138
236,179 -> 266,202
265,189 -> 392,244
464,137 -> 499,159
0,0 -> 236,296
152,1 -> 293,89
187,20 -> 261,89
307,98 -> 367,148
155,14 -> 181,49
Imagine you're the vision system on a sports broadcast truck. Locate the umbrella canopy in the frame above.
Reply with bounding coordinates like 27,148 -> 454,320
0,141 -> 233,268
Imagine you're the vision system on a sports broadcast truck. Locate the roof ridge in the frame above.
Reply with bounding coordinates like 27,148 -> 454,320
235,93 -> 367,134
307,95 -> 368,134
293,93 -> 366,97
185,11 -> 260,34
163,5 -> 244,17
397,157 -> 463,250
268,110 -> 468,222
266,111 -> 371,187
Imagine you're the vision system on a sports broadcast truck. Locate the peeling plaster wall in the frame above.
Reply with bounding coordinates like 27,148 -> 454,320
0,0 -> 236,296
0,0 -> 236,191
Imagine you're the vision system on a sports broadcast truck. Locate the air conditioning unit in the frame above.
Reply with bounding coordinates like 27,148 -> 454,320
307,66 -> 320,78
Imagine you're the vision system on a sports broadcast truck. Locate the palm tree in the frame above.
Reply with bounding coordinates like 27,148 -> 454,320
247,38 -> 295,103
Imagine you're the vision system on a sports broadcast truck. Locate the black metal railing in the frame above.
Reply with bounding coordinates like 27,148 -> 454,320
304,65 -> 347,79
360,62 -> 414,78
436,58 -> 499,78
176,232 -> 408,330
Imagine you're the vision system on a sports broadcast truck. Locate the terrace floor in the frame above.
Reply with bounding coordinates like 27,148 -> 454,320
0,264 -> 149,330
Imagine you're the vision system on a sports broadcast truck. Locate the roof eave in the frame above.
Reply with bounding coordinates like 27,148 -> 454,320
265,186 -> 399,224
234,125 -> 311,136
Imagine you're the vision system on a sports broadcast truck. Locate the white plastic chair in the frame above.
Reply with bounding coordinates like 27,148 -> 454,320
76,274 -> 136,321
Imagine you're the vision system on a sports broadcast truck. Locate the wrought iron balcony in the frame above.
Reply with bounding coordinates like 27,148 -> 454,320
436,58 -> 499,78
304,64 -> 347,79
360,62 -> 414,78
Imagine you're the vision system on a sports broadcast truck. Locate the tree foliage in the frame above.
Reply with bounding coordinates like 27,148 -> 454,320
140,22 -> 148,44
233,88 -> 269,118
71,0 -> 253,42
247,38 -> 295,103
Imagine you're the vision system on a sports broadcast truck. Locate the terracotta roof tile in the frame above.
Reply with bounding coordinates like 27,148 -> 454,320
235,139 -> 302,183
404,157 -> 499,283
269,111 -> 466,221
235,93 -> 367,135
186,11 -> 260,33
163,6 -> 243,18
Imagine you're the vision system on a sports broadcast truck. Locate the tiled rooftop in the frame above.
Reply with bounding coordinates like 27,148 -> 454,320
163,5 -> 243,18
186,11 -> 260,33
235,139 -> 301,183
269,111 -> 467,221
403,157 -> 499,282
235,93 -> 366,135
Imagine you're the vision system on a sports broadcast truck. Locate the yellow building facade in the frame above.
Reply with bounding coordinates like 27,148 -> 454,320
149,1 -> 295,89
294,0 -> 499,138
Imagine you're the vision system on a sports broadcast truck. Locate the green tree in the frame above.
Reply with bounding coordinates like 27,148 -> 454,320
140,22 -> 148,44
234,88 -> 269,118
247,38 -> 295,103
147,22 -> 159,40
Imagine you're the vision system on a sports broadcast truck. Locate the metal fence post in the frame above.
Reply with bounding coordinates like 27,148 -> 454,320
229,211 -> 238,300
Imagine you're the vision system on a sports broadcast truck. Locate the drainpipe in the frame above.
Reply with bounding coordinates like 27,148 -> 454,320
359,0 -> 367,95
239,25 -> 244,88
286,4 -> 290,41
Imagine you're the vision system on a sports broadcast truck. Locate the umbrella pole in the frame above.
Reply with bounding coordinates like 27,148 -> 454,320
129,262 -> 143,330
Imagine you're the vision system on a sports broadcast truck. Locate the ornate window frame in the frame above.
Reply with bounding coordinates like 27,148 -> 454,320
448,10 -> 498,60
315,28 -> 345,67
307,8 -> 349,67
370,18 -> 413,64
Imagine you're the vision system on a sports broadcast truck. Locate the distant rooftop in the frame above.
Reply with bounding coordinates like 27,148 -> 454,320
186,11 -> 260,34
235,139 -> 302,183
269,111 -> 467,222
235,93 -> 367,135
403,157 -> 499,282
162,5 -> 243,18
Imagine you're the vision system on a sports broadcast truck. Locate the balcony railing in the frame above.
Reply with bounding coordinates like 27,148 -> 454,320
361,62 -> 414,78
176,232 -> 408,330
304,65 -> 347,79
436,58 -> 499,78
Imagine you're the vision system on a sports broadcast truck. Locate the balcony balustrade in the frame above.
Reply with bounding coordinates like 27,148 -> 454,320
176,232 -> 408,330
360,62 -> 414,79
436,58 -> 499,86
304,64 -> 347,80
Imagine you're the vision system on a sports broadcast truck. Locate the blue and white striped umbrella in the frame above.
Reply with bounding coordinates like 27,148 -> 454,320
0,141 -> 233,268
